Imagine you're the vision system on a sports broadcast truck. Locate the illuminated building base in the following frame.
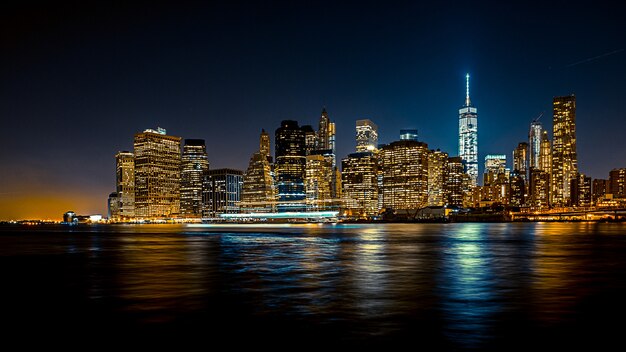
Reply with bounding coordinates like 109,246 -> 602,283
219,211 -> 339,220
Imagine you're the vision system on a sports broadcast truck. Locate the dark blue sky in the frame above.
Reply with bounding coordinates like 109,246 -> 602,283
1,0 -> 625,218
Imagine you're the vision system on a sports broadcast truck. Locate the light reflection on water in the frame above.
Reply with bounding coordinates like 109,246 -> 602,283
1,222 -> 626,347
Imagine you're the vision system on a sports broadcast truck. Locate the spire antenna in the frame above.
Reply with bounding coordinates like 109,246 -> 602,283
465,73 -> 471,106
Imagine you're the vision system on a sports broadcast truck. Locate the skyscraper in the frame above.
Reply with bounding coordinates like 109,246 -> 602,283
115,151 -> 135,219
202,169 -> 243,218
380,140 -> 429,210
133,127 -> 181,219
428,150 -> 448,206
356,119 -> 378,152
459,74 -> 478,187
241,130 -> 276,212
341,152 -> 379,218
551,94 -> 577,206
180,139 -> 209,218
529,120 -> 543,170
275,120 -> 306,212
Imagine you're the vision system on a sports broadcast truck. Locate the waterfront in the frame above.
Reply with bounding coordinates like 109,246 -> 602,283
1,223 -> 625,348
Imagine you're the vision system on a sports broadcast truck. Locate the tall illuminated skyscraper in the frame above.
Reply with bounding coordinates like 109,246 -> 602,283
380,140 -> 429,210
275,120 -> 306,212
529,120 -> 543,170
115,151 -> 135,219
356,119 -> 378,152
551,94 -> 577,206
458,73 -> 478,187
180,139 -> 209,218
133,127 -> 181,219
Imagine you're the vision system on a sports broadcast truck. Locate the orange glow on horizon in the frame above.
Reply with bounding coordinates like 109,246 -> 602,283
0,192 -> 106,221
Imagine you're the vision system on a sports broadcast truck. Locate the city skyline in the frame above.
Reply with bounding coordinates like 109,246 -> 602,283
2,1 -> 626,219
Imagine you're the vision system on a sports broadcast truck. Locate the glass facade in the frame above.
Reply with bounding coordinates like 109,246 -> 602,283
459,74 -> 478,187
275,120 -> 306,212
202,169 -> 243,217
180,139 -> 209,218
529,121 -> 542,170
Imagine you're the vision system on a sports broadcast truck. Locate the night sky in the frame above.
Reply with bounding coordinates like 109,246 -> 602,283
1,1 -> 625,219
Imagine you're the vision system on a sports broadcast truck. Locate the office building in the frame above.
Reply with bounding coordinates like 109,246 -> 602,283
513,142 -> 528,184
428,150 -> 448,206
341,152 -> 379,218
380,140 -> 429,210
305,155 -> 333,211
133,127 -> 181,218
180,139 -> 209,218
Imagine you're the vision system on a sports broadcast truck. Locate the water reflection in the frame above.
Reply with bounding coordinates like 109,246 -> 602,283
2,223 -> 626,346
438,224 -> 498,347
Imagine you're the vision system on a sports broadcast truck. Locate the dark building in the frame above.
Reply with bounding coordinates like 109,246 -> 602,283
509,172 -> 525,207
592,178 -> 608,205
529,169 -> 550,209
609,168 -> 626,199
446,156 -> 465,207
275,120 -> 306,212
570,173 -> 591,207
202,168 -> 243,218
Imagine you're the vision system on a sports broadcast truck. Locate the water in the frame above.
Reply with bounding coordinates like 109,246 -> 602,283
1,222 -> 625,348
